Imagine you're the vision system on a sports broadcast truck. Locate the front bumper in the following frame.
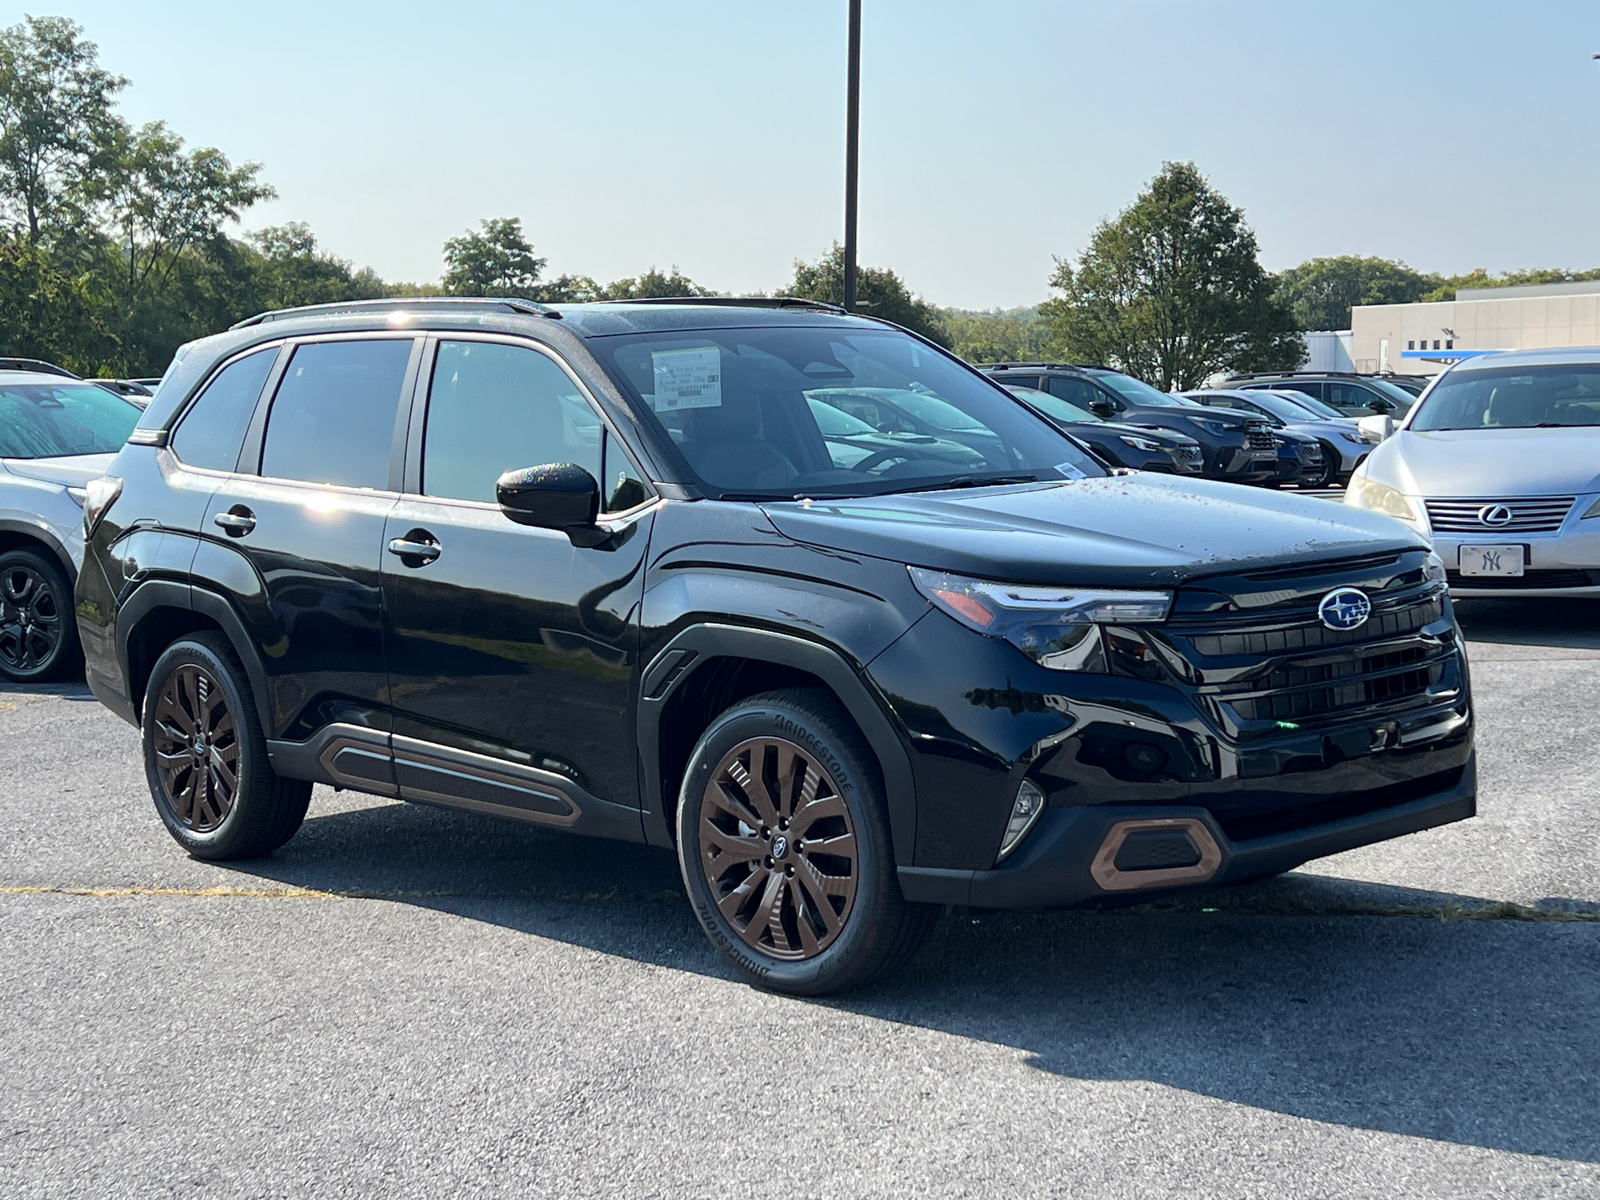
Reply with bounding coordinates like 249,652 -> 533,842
1214,445 -> 1280,482
900,754 -> 1475,908
1432,518 -> 1600,597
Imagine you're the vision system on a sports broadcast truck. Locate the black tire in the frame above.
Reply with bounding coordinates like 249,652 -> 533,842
1314,441 -> 1341,487
0,548 -> 81,683
677,688 -> 936,996
141,632 -> 311,860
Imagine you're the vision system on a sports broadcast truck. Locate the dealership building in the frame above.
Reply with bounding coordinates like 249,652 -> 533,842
1347,279 -> 1600,376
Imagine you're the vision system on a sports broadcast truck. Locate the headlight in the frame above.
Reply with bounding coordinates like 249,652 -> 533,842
909,566 -> 1171,672
1344,474 -> 1419,522
1424,551 -> 1447,584
1118,435 -> 1164,453
1340,429 -> 1379,445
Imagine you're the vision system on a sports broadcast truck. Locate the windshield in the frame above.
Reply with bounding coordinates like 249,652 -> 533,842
1365,377 -> 1417,409
0,381 -> 141,458
1411,364 -> 1600,431
1011,387 -> 1102,424
1263,388 -> 1346,420
601,327 -> 1104,498
1089,370 -> 1184,407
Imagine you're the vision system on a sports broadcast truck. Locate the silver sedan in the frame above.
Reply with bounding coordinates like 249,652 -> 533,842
1344,347 -> 1600,597
1,369 -> 141,680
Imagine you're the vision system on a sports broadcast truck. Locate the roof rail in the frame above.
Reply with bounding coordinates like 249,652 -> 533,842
231,296 -> 551,329
973,361 -> 1083,371
0,356 -> 79,379
592,295 -> 849,314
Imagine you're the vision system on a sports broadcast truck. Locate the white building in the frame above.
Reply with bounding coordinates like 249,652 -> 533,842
1350,280 -> 1600,376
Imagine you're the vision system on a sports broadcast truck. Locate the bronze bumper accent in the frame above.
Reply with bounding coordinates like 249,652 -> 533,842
1090,817 -> 1223,892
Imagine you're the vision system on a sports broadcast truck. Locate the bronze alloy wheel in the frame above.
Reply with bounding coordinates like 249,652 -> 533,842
698,735 -> 859,960
0,561 -> 64,675
151,663 -> 241,833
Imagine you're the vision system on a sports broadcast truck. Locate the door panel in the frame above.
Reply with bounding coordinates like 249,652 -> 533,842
198,477 -> 398,739
380,496 -> 653,812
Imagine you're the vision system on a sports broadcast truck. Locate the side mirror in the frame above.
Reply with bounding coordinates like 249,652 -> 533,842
497,463 -> 600,541
1089,400 -> 1117,420
1367,397 -> 1395,414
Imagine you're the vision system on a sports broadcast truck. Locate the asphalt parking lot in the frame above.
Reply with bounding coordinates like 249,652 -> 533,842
2,597 -> 1598,1198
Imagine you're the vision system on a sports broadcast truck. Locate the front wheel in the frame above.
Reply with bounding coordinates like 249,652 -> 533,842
0,548 -> 81,682
677,689 -> 935,995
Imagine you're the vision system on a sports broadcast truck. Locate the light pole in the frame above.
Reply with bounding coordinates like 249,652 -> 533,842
842,0 -> 861,312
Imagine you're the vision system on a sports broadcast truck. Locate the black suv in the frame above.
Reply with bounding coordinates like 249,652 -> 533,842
77,299 -> 1476,995
980,364 -> 1280,483
1227,372 -> 1418,418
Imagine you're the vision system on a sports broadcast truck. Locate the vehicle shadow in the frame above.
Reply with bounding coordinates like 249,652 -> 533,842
219,798 -> 1600,1165
1455,595 -> 1600,650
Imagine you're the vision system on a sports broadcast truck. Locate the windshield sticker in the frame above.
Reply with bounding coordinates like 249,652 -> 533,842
651,347 -> 722,410
1055,461 -> 1088,480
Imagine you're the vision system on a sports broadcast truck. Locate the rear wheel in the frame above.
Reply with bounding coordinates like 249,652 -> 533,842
0,548 -> 80,683
142,633 -> 310,860
677,689 -> 935,995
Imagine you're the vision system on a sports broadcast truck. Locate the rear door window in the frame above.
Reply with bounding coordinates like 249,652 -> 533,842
171,347 -> 277,471
260,339 -> 414,489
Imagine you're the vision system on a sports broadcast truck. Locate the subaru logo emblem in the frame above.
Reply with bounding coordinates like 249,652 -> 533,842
1478,504 -> 1513,527
1318,587 -> 1371,631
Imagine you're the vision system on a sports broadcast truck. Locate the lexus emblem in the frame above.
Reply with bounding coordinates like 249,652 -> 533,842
1478,504 -> 1513,527
1318,587 -> 1372,632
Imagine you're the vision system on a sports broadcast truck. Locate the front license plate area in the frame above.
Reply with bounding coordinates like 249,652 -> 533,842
1458,544 -> 1525,577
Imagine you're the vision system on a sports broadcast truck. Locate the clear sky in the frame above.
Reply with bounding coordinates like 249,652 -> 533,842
29,0 -> 1600,309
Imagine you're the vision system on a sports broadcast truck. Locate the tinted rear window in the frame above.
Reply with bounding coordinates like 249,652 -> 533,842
171,348 -> 277,471
260,340 -> 413,489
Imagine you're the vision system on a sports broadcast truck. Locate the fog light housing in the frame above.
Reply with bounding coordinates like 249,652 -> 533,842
997,778 -> 1046,862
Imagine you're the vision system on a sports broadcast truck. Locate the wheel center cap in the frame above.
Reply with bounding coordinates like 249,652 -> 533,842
770,834 -> 790,861
192,739 -> 206,758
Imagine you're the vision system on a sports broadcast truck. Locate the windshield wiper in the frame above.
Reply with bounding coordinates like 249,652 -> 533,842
882,473 -> 1042,495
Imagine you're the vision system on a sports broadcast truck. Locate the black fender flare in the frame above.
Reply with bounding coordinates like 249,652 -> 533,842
0,517 -> 76,582
116,579 -> 273,729
636,622 -> 917,866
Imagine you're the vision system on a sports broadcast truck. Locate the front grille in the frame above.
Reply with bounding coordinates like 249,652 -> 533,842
1424,496 -> 1575,533
1168,581 -> 1454,732
1173,445 -> 1203,466
1186,595 -> 1443,658
1447,569 -> 1600,590
1298,444 -> 1324,463
1245,427 -> 1276,450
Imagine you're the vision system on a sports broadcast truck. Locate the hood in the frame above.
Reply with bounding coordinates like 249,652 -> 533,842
1129,405 -> 1259,430
1286,418 -> 1365,438
1371,428 -> 1600,497
762,473 -> 1422,587
1,453 -> 117,488
1097,421 -> 1197,446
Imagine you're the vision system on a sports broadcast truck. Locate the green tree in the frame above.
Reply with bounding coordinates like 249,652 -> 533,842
1040,162 -> 1303,391
940,306 -> 1044,364
248,222 -> 388,310
785,244 -> 951,347
603,265 -> 713,299
1273,256 -> 1438,330
442,216 -> 545,296
105,120 -> 273,308
1419,265 -> 1600,302
0,16 -> 125,243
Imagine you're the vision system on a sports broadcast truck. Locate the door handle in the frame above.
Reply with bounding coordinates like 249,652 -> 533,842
387,534 -> 441,565
213,508 -> 256,536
